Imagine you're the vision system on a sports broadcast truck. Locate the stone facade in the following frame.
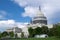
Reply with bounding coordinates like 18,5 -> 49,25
6,27 -> 22,38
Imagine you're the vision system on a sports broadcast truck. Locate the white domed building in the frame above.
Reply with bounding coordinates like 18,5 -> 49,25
22,7 -> 48,38
27,7 -> 47,29
22,7 -> 53,38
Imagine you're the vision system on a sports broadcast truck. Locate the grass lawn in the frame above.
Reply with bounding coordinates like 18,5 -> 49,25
0,37 -> 60,40
20,37 -> 60,40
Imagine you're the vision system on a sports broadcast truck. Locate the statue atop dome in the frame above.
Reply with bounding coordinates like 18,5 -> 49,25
39,6 -> 41,11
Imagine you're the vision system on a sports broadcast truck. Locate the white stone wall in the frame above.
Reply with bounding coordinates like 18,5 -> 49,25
47,24 -> 53,28
21,27 -> 29,38
17,33 -> 21,38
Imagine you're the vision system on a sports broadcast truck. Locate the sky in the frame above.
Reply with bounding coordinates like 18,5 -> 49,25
0,0 -> 60,32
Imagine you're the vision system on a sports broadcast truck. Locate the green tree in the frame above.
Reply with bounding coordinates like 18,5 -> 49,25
28,27 -> 33,37
48,28 -> 57,37
28,27 -> 42,37
41,26 -> 48,34
54,25 -> 60,37
21,32 -> 24,38
34,27 -> 42,35
9,31 -> 14,37
48,24 -> 60,37
1,31 -> 8,37
0,33 -> 2,38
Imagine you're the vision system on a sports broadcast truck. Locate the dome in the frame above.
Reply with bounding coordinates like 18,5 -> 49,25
31,7 -> 47,25
35,10 -> 44,17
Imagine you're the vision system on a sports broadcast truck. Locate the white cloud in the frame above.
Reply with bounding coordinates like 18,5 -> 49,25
0,19 -> 29,32
12,0 -> 60,24
0,20 -> 28,28
12,0 -> 60,7
22,6 -> 39,17
12,0 -> 42,7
